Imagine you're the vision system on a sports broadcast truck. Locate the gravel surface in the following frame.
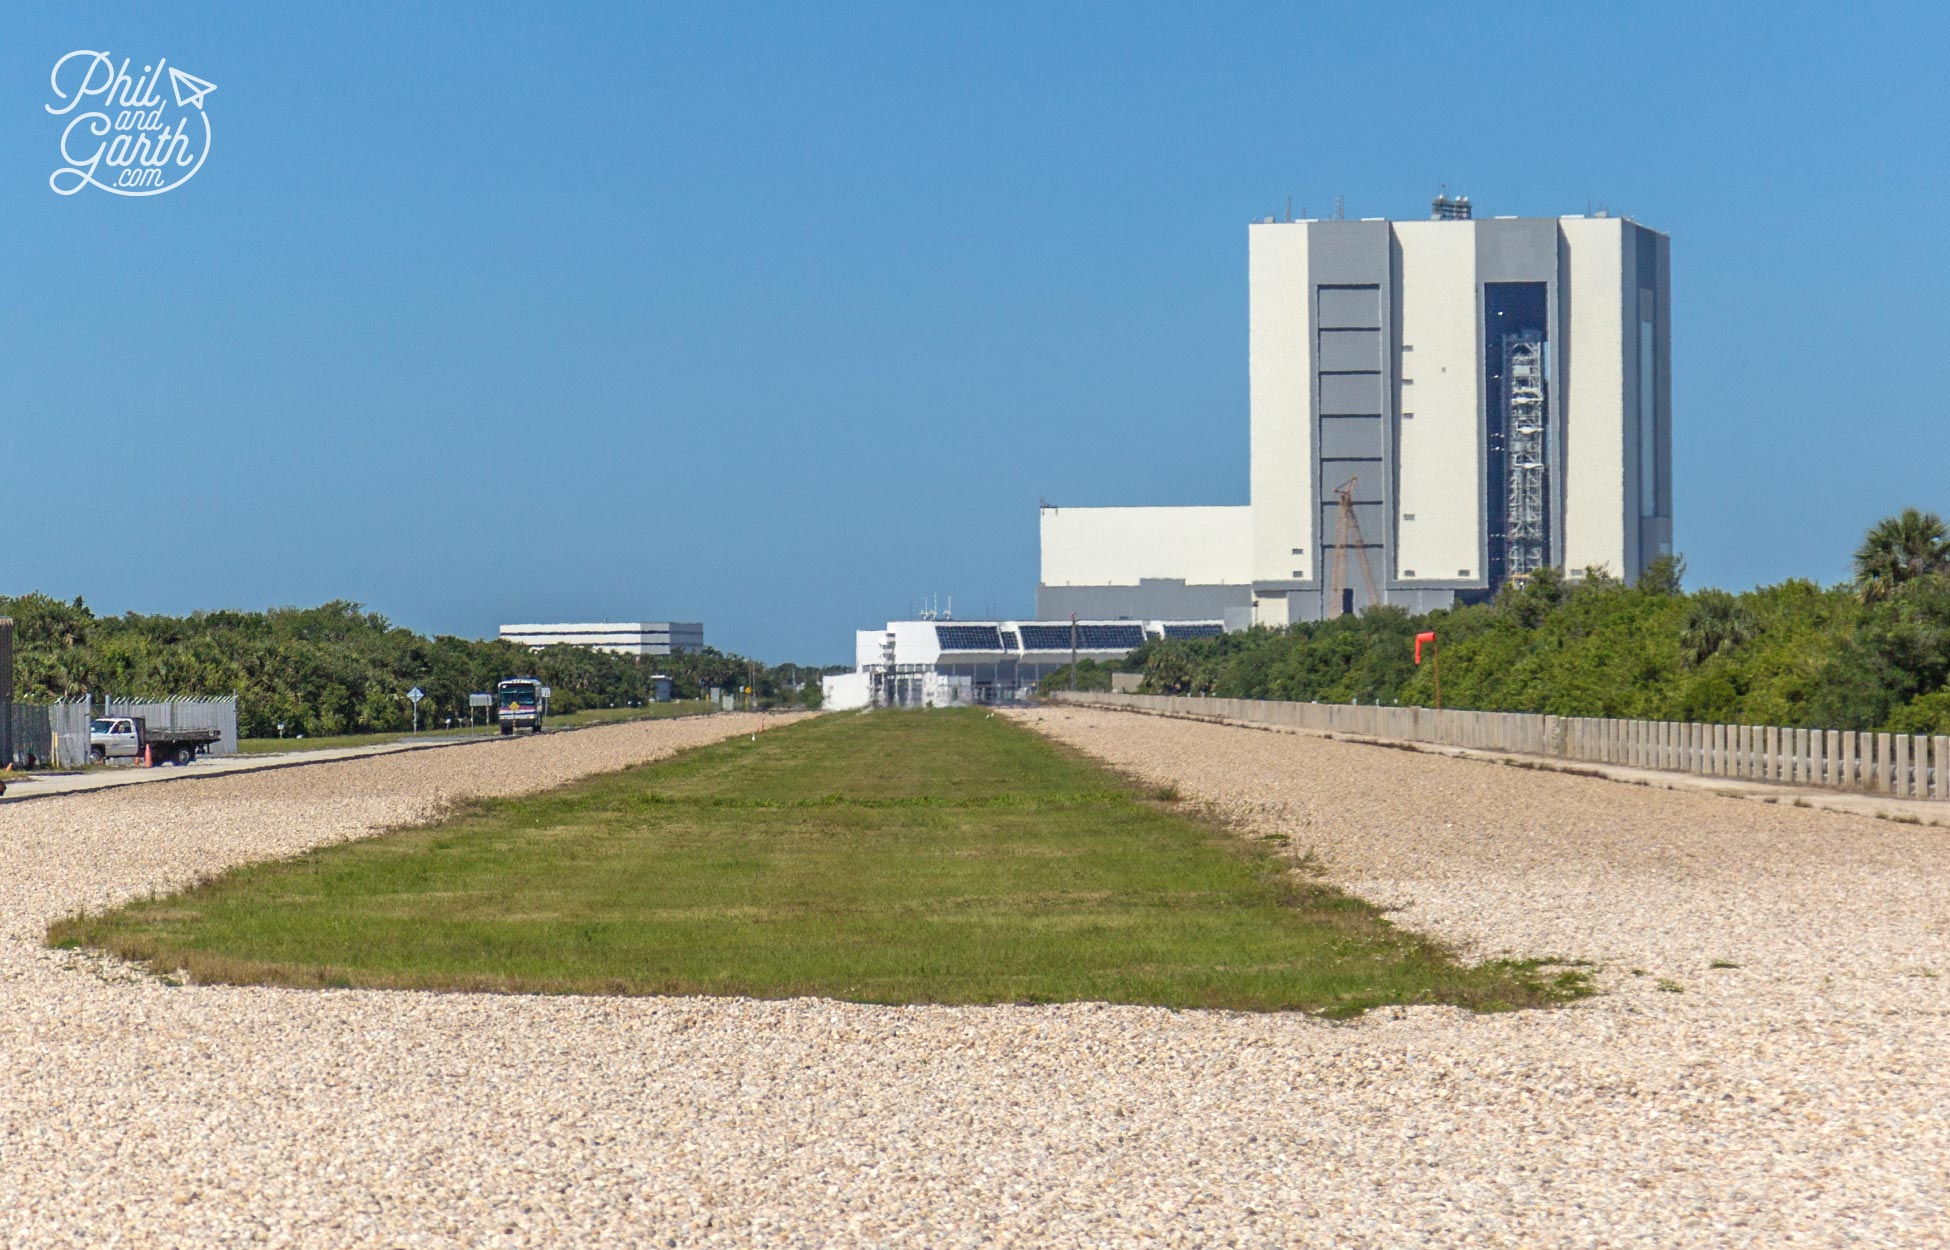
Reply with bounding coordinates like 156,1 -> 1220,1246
2,706 -> 1946,1248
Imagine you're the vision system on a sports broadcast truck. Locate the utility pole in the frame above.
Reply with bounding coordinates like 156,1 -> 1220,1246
1069,613 -> 1079,692
0,617 -> 14,768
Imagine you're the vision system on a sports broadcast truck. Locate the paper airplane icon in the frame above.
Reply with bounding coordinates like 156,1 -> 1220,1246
168,66 -> 217,110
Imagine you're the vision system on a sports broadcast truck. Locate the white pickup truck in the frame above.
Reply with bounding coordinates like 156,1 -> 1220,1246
89,716 -> 221,765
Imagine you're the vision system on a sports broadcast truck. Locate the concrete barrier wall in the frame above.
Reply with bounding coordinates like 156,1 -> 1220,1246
1051,692 -> 1950,801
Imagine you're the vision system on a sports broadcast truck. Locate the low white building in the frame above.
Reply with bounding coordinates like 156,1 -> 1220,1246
834,617 -> 1224,707
820,670 -> 872,711
1039,504 -> 1253,626
498,622 -> 704,656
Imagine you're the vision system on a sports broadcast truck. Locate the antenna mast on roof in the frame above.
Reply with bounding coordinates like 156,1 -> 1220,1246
1430,184 -> 1472,220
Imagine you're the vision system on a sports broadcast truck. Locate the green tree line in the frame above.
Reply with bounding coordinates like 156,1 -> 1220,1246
0,596 -> 841,737
1043,509 -> 1950,735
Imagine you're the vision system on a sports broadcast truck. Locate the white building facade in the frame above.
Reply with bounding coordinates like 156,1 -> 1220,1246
827,618 -> 1225,708
498,622 -> 705,656
1038,205 -> 1672,625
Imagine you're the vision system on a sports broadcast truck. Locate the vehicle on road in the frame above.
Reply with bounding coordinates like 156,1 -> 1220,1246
89,716 -> 222,765
496,678 -> 549,735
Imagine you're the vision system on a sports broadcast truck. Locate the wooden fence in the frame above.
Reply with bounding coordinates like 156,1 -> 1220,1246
1051,692 -> 1950,801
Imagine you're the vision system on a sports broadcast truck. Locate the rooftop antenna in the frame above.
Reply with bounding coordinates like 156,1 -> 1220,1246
1430,185 -> 1472,220
1332,195 -> 1345,221
1285,195 -> 1292,223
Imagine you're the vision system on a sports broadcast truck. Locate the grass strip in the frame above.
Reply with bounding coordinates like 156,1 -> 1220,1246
53,709 -> 1586,1015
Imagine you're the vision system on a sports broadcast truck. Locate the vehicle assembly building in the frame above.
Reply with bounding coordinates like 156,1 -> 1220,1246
821,617 -> 1225,710
498,622 -> 705,656
1039,199 -> 1671,624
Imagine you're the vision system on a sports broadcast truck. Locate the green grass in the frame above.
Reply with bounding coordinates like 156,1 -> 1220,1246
53,709 -> 1586,1015
237,703 -> 710,754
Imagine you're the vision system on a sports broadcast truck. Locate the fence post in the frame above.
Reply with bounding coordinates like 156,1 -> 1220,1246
1896,734 -> 1913,798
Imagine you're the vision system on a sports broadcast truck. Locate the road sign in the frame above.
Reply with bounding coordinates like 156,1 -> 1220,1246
408,687 -> 424,703
468,693 -> 491,709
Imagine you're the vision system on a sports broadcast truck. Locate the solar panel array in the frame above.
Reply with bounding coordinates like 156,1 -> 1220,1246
934,625 -> 1004,651
1017,623 -> 1147,651
999,631 -> 1019,650
1162,623 -> 1225,640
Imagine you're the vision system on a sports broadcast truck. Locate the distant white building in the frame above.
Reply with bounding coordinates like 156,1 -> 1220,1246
498,622 -> 704,656
826,617 -> 1224,708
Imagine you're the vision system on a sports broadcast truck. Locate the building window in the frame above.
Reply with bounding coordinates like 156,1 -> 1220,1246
1483,282 -> 1550,585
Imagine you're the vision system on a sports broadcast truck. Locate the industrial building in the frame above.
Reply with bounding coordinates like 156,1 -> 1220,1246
498,621 -> 704,656
821,617 -> 1224,710
1039,197 -> 1672,624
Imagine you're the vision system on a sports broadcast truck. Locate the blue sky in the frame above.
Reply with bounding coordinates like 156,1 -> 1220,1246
2,3 -> 1944,662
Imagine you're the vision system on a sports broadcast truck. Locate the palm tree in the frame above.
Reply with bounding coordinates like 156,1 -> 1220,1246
1854,508 -> 1950,603
1680,589 -> 1757,665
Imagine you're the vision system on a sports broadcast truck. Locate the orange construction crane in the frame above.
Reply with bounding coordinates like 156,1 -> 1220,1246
1328,475 -> 1381,618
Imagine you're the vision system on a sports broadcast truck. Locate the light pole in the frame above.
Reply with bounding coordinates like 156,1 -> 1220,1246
0,617 -> 14,769
1069,613 -> 1079,692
